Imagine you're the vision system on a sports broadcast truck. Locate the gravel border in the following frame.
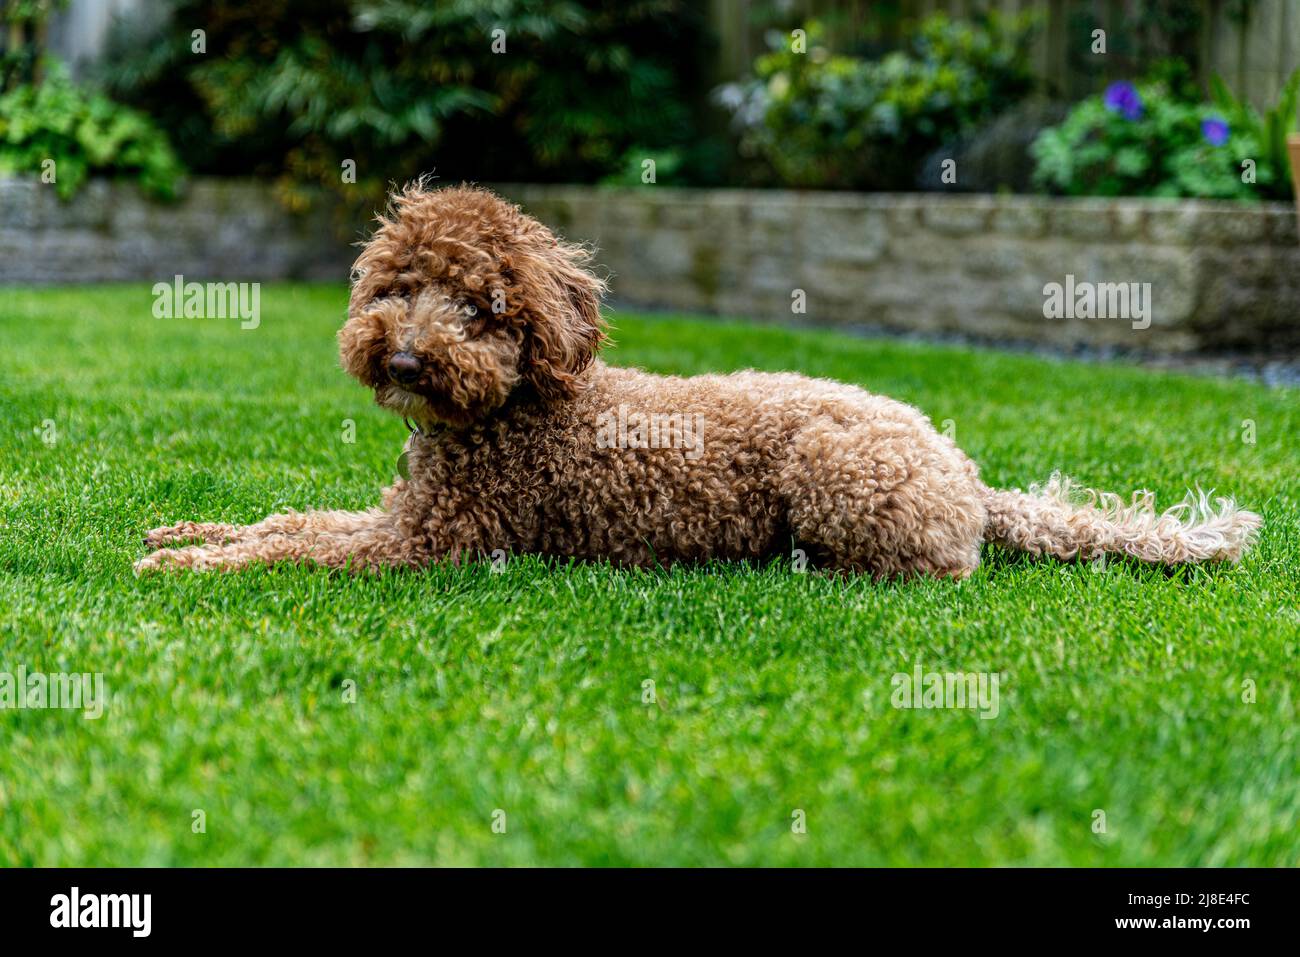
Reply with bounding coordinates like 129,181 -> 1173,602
835,322 -> 1300,389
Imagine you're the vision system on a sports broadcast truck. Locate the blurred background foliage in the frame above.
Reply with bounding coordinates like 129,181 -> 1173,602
0,60 -> 183,198
0,0 -> 183,198
715,12 -> 1038,190
93,0 -> 727,213
0,0 -> 1295,205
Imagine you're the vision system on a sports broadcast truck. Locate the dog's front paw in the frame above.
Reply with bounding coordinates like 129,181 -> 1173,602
143,521 -> 238,548
134,548 -> 183,574
135,541 -> 250,574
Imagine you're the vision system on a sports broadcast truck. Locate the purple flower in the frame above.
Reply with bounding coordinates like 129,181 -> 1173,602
1102,81 -> 1143,120
1202,116 -> 1230,146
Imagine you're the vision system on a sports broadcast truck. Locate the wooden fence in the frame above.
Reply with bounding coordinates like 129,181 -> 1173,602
710,0 -> 1300,111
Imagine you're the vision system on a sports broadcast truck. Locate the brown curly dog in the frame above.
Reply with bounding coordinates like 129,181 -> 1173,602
137,183 -> 1261,577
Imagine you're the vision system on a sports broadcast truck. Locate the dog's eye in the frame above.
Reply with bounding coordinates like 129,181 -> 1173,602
459,303 -> 489,337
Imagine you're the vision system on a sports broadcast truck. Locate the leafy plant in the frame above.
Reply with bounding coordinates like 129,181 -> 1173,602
716,12 -> 1038,190
0,64 -> 184,200
1031,71 -> 1270,200
1209,67 -> 1300,200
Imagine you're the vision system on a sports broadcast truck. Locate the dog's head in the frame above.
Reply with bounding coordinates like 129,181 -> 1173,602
339,183 -> 606,429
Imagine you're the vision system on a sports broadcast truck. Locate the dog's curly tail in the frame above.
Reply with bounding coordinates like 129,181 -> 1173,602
981,473 -> 1261,565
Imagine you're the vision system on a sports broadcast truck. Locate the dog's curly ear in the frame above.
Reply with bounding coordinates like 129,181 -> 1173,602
518,239 -> 607,402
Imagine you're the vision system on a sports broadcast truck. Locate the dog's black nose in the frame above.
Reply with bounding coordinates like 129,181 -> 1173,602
387,352 -> 423,384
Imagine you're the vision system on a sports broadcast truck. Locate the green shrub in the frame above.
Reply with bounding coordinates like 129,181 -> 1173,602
716,13 -> 1038,190
1031,67 -> 1283,201
0,65 -> 184,200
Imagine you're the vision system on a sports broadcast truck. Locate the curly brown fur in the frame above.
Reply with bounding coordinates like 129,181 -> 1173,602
137,184 -> 1261,577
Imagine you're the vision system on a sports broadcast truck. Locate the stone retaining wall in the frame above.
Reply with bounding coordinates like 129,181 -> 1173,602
0,177 -> 351,284
4,177 -> 1297,353
498,185 -> 1300,353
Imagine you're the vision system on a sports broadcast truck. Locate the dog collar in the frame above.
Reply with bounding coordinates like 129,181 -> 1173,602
398,419 -> 421,478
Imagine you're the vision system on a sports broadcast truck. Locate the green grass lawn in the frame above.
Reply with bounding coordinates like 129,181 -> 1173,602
1,283 -> 1297,866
